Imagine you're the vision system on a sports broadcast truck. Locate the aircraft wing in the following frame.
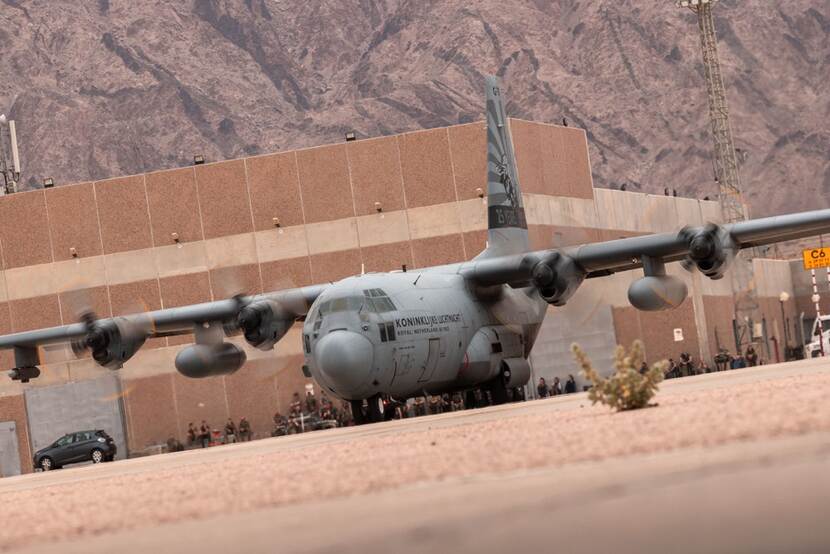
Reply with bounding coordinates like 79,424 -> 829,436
464,208 -> 830,308
1,284 -> 327,380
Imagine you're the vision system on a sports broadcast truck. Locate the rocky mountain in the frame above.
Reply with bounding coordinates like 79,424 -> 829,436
0,0 -> 827,217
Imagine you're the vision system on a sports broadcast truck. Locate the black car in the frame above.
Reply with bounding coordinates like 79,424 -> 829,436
33,430 -> 117,471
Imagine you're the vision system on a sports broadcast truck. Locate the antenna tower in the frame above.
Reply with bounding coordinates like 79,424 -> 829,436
676,0 -> 759,355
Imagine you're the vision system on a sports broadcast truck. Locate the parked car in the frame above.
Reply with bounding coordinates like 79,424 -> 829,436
33,430 -> 117,471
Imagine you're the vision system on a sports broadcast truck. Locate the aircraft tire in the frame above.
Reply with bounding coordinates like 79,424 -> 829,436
464,390 -> 477,409
351,400 -> 368,425
367,394 -> 385,423
487,379 -> 509,405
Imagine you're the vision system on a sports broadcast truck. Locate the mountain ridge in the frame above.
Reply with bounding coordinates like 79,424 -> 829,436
0,0 -> 827,217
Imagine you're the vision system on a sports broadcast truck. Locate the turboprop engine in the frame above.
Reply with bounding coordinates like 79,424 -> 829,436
71,314 -> 149,370
530,251 -> 585,306
237,299 -> 294,351
679,223 -> 738,280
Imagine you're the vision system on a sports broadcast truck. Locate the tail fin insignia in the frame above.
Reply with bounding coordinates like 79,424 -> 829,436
481,76 -> 530,258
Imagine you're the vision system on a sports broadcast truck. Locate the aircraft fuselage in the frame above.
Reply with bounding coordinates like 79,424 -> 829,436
303,264 -> 547,401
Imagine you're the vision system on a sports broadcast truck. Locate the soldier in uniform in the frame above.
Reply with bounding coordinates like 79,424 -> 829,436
199,420 -> 210,448
745,345 -> 759,367
305,390 -> 318,415
414,396 -> 427,417
441,394 -> 452,413
338,401 -> 353,427
537,377 -> 549,398
714,349 -> 731,371
564,374 -> 577,394
289,392 -> 302,417
238,417 -> 252,441
224,418 -> 237,443
272,411 -> 287,436
186,422 -> 197,447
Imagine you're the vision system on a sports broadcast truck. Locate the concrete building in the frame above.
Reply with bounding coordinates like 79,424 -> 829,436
0,119 -> 810,476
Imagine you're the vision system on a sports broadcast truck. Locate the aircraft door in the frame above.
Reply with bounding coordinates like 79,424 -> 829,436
418,338 -> 441,382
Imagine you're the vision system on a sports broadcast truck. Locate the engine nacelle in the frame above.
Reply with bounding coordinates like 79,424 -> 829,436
679,223 -> 738,280
80,317 -> 148,370
531,252 -> 585,306
627,275 -> 688,311
500,357 -> 531,388
237,299 -> 294,351
175,343 -> 247,378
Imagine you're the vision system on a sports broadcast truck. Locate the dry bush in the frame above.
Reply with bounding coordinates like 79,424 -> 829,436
572,340 -> 667,411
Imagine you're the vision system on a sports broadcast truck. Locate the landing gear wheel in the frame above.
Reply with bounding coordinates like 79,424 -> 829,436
350,399 -> 367,425
367,394 -> 385,423
91,449 -> 104,464
488,377 -> 509,406
465,390 -> 477,410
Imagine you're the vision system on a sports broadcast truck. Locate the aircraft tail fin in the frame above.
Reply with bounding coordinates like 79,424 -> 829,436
480,75 -> 530,259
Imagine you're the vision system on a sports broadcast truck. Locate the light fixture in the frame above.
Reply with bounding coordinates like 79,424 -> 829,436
476,187 -> 484,198
193,154 -> 205,165
779,291 -> 790,303
374,201 -> 382,213
69,247 -> 78,258
272,217 -> 281,228
345,132 -> 356,142
171,232 -> 180,243
43,177 -> 54,188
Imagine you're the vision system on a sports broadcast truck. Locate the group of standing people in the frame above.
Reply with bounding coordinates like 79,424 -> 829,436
536,374 -> 578,398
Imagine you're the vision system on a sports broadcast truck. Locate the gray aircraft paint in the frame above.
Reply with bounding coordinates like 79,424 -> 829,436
303,268 -> 546,400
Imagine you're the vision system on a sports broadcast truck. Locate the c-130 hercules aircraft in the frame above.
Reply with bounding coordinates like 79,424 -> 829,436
2,76 -> 830,424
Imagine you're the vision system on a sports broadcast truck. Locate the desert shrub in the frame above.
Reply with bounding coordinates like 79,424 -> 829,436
572,340 -> 667,411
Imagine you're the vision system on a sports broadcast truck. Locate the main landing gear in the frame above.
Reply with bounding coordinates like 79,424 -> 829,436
485,364 -> 512,406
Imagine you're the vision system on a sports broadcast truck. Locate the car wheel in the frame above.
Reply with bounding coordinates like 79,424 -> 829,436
39,457 -> 53,471
91,449 -> 104,464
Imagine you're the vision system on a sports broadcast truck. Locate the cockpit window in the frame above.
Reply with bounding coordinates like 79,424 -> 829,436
362,289 -> 396,313
316,296 -> 365,315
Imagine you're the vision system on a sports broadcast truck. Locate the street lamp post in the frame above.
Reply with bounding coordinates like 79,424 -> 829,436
779,291 -> 790,360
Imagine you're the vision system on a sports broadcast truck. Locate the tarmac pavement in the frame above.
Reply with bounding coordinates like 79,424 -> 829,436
2,358 -> 829,553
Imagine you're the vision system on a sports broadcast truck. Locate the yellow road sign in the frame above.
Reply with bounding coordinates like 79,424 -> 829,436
803,247 -> 830,270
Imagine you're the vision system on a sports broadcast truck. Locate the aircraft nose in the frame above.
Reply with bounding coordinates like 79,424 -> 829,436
315,330 -> 373,394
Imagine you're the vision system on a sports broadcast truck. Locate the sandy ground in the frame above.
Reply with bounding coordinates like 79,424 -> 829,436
2,359 -> 830,553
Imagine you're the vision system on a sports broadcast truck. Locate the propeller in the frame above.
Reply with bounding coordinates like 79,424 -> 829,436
679,222 -> 718,272
678,222 -> 736,279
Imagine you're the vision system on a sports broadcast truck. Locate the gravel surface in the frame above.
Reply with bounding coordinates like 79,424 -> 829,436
2,365 -> 829,552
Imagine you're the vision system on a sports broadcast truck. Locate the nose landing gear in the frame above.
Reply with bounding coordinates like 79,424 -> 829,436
350,394 -> 386,425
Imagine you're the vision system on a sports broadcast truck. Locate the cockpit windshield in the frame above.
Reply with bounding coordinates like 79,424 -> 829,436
316,296 -> 365,316
363,289 -> 396,313
308,288 -> 397,322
